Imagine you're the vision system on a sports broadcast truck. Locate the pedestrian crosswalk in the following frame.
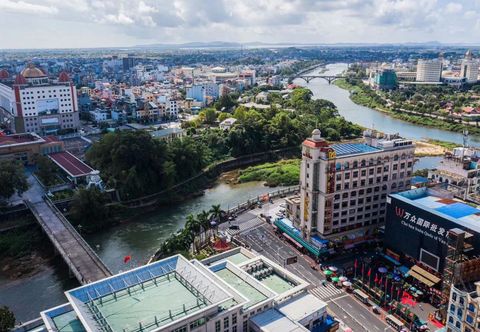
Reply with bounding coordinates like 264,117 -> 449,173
309,284 -> 344,300
225,218 -> 264,236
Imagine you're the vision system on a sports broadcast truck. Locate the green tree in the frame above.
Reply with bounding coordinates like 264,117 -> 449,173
70,188 -> 110,232
0,160 -> 28,204
203,108 -> 217,124
35,155 -> 58,186
210,204 -> 223,222
217,112 -> 230,122
0,306 -> 15,331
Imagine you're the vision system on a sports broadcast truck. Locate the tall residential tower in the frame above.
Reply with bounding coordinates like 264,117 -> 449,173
298,129 -> 415,240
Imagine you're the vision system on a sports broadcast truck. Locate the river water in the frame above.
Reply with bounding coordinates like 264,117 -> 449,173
295,63 -> 480,147
1,63 -> 463,322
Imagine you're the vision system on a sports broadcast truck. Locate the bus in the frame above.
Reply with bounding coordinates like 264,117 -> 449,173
353,289 -> 370,304
385,314 -> 406,331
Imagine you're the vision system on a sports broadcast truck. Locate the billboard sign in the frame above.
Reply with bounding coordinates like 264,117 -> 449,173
37,98 -> 59,115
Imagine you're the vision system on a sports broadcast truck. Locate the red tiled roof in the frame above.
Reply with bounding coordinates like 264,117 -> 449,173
48,151 -> 94,177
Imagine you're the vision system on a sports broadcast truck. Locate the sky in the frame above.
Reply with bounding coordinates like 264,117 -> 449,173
1,0 -> 480,49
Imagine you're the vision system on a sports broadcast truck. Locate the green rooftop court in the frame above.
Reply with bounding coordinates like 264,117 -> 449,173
225,252 -> 250,265
51,311 -> 85,332
259,273 -> 295,294
65,255 -> 233,332
211,263 -> 270,309
88,273 -> 209,332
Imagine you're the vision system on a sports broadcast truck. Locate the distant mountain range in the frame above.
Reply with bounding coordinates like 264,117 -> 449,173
133,40 -> 480,50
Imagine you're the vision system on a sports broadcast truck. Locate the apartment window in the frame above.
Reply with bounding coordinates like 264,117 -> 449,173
468,303 -> 475,313
384,165 -> 389,172
344,183 -> 350,189
336,184 -> 341,191
361,170 -> 366,176
232,326 -> 237,332
383,175 -> 388,181
342,202 -> 348,208
368,178 -> 373,185
408,161 -> 412,167
342,193 -> 348,199
366,188 -> 372,194
334,194 -> 340,200
350,200 -> 356,206
336,174 -> 342,181
376,176 -> 381,183
377,167 -> 382,173
215,321 -> 221,332
341,210 -> 347,216
353,181 -> 358,188
393,164 -> 398,171
232,314 -> 237,325
361,180 -> 366,186
351,191 -> 357,197
345,172 -> 350,180
224,317 -> 230,329
400,163 -> 405,169
359,190 -> 365,195
353,171 -> 358,178
341,218 -> 347,224
173,326 -> 187,332
357,207 -> 363,212
369,168 -> 374,175
392,173 -> 397,180
334,203 -> 340,209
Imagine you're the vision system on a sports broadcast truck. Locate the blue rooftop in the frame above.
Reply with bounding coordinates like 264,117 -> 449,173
392,187 -> 480,234
330,143 -> 380,157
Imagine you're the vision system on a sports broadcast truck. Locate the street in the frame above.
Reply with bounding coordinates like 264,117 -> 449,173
227,198 -> 395,332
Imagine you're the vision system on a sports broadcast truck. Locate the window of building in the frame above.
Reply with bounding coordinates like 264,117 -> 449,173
342,193 -> 348,199
467,315 -> 474,324
216,321 -> 221,332
173,326 -> 187,332
224,317 -> 230,329
369,168 -> 374,175
344,183 -> 350,189
353,171 -> 358,178
393,164 -> 398,171
468,303 -> 475,313
345,172 -> 350,180
350,200 -> 356,206
361,170 -> 366,176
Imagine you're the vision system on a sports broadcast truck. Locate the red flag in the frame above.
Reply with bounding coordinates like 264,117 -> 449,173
354,259 -> 358,269
123,255 -> 131,263
367,268 -> 371,277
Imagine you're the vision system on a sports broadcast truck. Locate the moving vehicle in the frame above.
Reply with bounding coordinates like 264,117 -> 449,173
385,314 -> 406,331
353,289 -> 370,304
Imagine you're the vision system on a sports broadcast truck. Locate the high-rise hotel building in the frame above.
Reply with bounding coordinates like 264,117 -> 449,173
416,59 -> 443,82
298,129 -> 415,240
0,63 -> 79,134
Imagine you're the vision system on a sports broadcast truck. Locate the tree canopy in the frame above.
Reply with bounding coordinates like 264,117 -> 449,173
0,160 -> 29,204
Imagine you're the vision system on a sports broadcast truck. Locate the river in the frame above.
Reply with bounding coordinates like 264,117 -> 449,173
295,63 -> 480,147
1,63 -> 460,322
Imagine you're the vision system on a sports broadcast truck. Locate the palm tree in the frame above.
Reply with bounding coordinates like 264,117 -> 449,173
185,214 -> 201,253
210,204 -> 223,223
197,210 -> 211,244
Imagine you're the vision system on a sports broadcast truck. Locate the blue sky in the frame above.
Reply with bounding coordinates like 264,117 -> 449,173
0,0 -> 479,49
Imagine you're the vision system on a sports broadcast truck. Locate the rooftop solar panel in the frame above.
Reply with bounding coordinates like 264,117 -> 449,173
330,143 -> 380,157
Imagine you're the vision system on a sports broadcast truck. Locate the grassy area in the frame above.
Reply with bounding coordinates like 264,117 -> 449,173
50,189 -> 75,201
238,159 -> 300,187
0,226 -> 45,259
425,139 -> 458,150
334,79 -> 480,135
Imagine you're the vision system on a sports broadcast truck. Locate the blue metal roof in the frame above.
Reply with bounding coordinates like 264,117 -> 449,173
330,143 -> 380,157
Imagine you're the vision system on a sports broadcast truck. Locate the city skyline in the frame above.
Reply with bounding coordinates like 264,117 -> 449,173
1,0 -> 480,49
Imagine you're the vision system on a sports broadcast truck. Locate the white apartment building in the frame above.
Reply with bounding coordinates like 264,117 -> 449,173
446,282 -> 480,332
299,129 -> 415,240
416,59 -> 443,82
0,64 -> 79,134
461,50 -> 479,84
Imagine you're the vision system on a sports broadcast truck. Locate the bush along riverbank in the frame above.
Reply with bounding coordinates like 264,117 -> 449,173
334,78 -> 480,136
237,159 -> 301,187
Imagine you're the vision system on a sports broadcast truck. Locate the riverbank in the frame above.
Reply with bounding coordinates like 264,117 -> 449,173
223,159 -> 301,187
0,226 -> 53,280
334,78 -> 480,136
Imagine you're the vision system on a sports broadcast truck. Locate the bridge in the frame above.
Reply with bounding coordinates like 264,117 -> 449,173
294,75 -> 347,84
23,176 -> 112,284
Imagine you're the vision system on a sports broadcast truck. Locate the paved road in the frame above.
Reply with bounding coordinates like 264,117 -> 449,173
330,295 -> 394,332
231,198 -> 396,332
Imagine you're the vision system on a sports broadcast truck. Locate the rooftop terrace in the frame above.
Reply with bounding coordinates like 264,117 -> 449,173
393,187 -> 480,234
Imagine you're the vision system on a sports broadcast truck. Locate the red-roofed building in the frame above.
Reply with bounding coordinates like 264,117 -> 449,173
0,132 -> 63,164
48,151 -> 95,184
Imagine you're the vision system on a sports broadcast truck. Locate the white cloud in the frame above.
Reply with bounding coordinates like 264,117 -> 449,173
0,0 -> 479,48
0,0 -> 58,15
445,2 -> 463,13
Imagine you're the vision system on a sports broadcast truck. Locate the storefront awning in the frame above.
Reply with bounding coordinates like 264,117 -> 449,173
282,233 -> 303,249
408,265 -> 441,287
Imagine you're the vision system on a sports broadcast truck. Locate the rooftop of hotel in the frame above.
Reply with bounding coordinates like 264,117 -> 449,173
392,187 -> 480,234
